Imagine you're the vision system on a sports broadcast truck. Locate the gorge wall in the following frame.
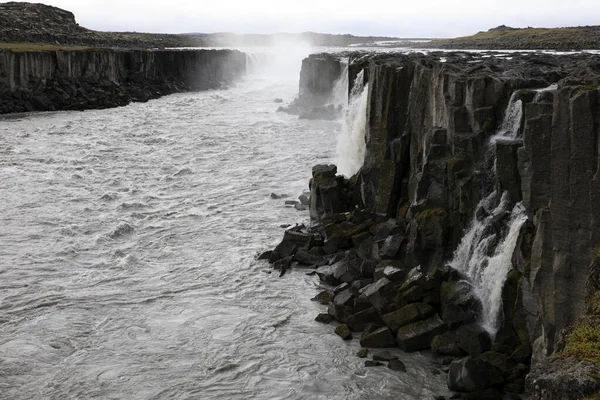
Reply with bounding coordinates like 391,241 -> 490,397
291,51 -> 600,399
0,49 -> 247,114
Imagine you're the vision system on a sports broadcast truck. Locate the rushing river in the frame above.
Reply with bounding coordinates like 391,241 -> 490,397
0,48 -> 450,399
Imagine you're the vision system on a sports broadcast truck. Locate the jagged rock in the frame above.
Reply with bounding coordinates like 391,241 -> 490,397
293,249 -> 328,266
346,307 -> 381,332
372,350 -> 398,361
448,356 -> 505,392
333,288 -> 355,308
353,294 -> 372,313
525,358 -> 600,400
361,278 -> 398,313
315,313 -> 334,324
380,234 -> 404,259
328,302 -> 352,323
333,258 -> 363,283
335,324 -> 352,340
312,290 -> 332,305
365,360 -> 384,367
388,359 -> 407,372
381,303 -> 435,332
431,331 -> 464,357
440,281 -> 481,328
396,314 -> 446,352
316,265 -> 341,286
479,351 -> 515,378
357,348 -> 369,358
360,327 -> 396,348
456,324 -> 492,356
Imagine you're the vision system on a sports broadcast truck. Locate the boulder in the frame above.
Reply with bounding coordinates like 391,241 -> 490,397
456,324 -> 492,356
346,307 -> 382,332
333,258 -> 363,283
333,288 -> 355,308
357,348 -> 369,358
327,302 -> 352,323
396,314 -> 446,352
315,313 -> 333,324
311,290 -> 332,305
293,249 -> 328,266
440,280 -> 481,328
380,234 -> 404,259
335,324 -> 352,340
360,327 -> 396,348
448,356 -> 504,392
431,330 -> 464,357
316,265 -> 341,286
388,359 -> 407,372
365,360 -> 384,367
381,303 -> 435,332
372,350 -> 398,361
361,278 -> 398,313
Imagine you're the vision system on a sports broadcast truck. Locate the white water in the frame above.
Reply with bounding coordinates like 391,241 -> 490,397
330,58 -> 349,107
0,50 -> 450,400
450,192 -> 528,336
336,70 -> 369,177
495,91 -> 523,139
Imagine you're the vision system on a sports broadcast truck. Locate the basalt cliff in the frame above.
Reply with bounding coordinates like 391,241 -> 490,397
0,49 -> 247,114
265,51 -> 600,399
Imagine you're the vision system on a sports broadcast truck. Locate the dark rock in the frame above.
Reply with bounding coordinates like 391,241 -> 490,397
333,258 -> 363,283
431,331 -> 464,357
311,290 -> 332,305
293,248 -> 328,266
346,307 -> 382,332
396,314 -> 446,352
315,313 -> 334,324
525,358 -> 600,400
353,294 -> 372,313
258,250 -> 273,260
316,265 -> 341,286
327,302 -> 352,323
335,324 -> 352,340
365,360 -> 384,367
357,348 -> 369,358
270,192 -> 283,199
456,324 -> 492,356
380,234 -> 404,259
372,350 -> 398,361
381,303 -> 435,332
361,278 -> 398,313
479,351 -> 515,378
440,281 -> 481,329
333,288 -> 355,308
360,327 -> 396,348
388,359 -> 407,372
448,356 -> 504,392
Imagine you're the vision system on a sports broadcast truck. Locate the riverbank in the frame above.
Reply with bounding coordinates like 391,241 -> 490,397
264,51 -> 600,399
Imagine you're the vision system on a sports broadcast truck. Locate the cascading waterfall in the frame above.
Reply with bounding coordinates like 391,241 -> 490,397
336,70 -> 369,177
330,58 -> 349,107
495,91 -> 523,139
450,192 -> 527,335
450,89 -> 528,337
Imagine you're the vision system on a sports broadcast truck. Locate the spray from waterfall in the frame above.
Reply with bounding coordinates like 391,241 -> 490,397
336,70 -> 369,177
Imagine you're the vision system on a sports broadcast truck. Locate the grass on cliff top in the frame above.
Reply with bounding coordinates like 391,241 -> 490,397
0,43 -> 94,52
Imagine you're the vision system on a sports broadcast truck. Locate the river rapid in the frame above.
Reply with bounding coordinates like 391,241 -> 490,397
0,47 -> 450,399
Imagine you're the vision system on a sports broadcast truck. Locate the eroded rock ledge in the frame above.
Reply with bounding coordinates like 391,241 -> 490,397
0,49 -> 247,114
264,51 -> 600,399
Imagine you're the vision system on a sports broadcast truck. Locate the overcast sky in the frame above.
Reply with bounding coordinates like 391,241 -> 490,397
21,0 -> 600,37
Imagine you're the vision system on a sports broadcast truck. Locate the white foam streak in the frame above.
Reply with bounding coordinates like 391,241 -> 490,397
495,91 -> 523,139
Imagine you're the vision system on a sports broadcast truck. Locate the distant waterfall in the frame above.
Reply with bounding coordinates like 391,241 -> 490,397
450,192 -> 527,335
495,91 -> 523,139
330,58 -> 349,107
336,70 -> 369,177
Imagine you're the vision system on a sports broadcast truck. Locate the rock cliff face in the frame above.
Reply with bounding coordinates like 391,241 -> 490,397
0,49 -> 247,113
284,51 -> 600,398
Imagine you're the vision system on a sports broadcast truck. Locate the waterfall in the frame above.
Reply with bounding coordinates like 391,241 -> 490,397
335,70 -> 369,177
495,91 -> 523,139
451,192 -> 528,336
330,58 -> 349,108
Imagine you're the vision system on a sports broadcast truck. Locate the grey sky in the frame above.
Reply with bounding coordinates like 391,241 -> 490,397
22,0 -> 600,37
